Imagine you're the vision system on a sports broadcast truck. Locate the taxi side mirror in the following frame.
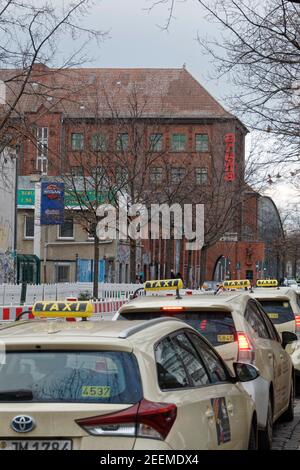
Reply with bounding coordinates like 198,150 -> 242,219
282,331 -> 298,349
233,362 -> 260,382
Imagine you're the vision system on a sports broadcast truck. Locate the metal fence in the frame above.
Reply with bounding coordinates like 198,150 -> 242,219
0,282 -> 143,305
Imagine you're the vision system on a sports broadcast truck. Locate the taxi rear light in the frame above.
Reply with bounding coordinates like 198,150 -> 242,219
76,399 -> 177,440
237,332 -> 255,364
160,306 -> 185,312
295,315 -> 300,332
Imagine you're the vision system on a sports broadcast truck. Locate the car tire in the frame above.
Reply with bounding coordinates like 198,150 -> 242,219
258,397 -> 273,450
280,379 -> 294,423
248,418 -> 258,450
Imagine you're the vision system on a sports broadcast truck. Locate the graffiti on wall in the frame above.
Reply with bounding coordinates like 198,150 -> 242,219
0,251 -> 15,283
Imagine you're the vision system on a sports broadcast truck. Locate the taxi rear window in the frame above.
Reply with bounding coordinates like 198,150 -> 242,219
258,300 -> 295,324
119,310 -> 236,346
0,351 -> 142,404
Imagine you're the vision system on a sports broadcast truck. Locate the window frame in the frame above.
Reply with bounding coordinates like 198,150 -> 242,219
154,328 -> 216,392
36,126 -> 48,175
187,331 -> 233,384
170,167 -> 186,184
24,214 -> 34,239
55,263 -> 71,283
245,300 -> 272,340
171,133 -> 187,152
71,132 -> 84,151
149,133 -> 163,152
195,133 -> 209,152
255,301 -> 282,342
150,167 -> 163,184
116,133 -> 129,151
195,167 -> 208,185
58,218 -> 74,240
91,133 -> 107,152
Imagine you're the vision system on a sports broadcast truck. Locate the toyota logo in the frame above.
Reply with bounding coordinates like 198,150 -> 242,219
11,415 -> 35,433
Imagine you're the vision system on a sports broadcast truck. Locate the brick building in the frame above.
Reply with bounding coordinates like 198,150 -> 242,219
1,65 -> 267,284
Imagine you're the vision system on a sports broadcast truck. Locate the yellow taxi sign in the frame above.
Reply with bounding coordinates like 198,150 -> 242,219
256,279 -> 278,287
223,280 -> 250,289
144,279 -> 184,291
32,300 -> 93,318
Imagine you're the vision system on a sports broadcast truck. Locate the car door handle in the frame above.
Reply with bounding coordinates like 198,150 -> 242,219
268,353 -> 273,360
205,409 -> 214,420
280,353 -> 284,360
227,402 -> 234,413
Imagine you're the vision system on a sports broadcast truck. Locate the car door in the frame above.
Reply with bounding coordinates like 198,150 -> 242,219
256,302 -> 292,416
187,331 -> 252,450
155,332 -> 219,449
245,300 -> 283,418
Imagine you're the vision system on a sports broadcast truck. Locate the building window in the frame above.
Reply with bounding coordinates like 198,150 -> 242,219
58,218 -> 74,238
150,167 -> 163,184
195,167 -> 208,185
171,167 -> 186,183
171,134 -> 186,152
71,133 -> 84,151
71,166 -> 84,177
36,127 -> 48,175
24,215 -> 34,238
116,133 -> 128,151
149,134 -> 163,152
55,264 -> 70,283
92,133 -> 107,152
195,134 -> 209,152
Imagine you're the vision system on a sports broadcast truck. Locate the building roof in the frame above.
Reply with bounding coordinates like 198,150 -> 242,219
0,66 -> 235,120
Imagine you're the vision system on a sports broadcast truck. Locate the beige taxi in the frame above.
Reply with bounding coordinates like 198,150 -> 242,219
249,281 -> 300,386
114,279 -> 296,449
0,301 -> 259,450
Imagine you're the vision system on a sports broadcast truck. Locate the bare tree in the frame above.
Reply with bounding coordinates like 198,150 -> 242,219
0,0 -> 106,153
147,0 -> 300,165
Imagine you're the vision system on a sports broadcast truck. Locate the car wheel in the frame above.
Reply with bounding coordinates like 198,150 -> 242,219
248,418 -> 258,450
258,397 -> 273,449
280,379 -> 294,423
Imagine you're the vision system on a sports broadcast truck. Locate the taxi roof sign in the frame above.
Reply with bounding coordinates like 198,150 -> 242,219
256,279 -> 278,287
32,300 -> 93,318
144,279 -> 184,291
223,280 -> 251,289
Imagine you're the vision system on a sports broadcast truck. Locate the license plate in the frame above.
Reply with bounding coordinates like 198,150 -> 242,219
0,439 -> 72,450
268,313 -> 279,319
217,334 -> 234,342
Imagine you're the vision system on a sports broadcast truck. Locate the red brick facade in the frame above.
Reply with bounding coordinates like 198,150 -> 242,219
2,66 -> 266,284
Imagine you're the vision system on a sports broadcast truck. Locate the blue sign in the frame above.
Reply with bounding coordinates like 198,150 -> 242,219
40,182 -> 64,225
77,259 -> 106,282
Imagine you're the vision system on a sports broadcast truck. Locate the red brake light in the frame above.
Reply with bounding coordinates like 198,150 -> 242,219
237,332 -> 255,364
160,306 -> 184,312
76,399 -> 177,440
200,319 -> 207,330
295,315 -> 300,332
237,332 -> 252,351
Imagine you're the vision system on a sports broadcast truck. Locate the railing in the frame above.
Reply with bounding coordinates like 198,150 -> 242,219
0,282 -> 143,305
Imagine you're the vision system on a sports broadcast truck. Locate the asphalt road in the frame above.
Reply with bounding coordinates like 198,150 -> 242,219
272,397 -> 300,449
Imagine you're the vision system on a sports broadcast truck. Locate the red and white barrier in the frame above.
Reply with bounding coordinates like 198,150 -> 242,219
0,300 -> 127,321
0,305 -> 33,321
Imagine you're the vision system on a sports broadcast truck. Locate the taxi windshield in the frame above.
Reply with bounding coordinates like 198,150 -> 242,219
0,351 -> 142,404
119,310 -> 236,347
258,300 -> 295,324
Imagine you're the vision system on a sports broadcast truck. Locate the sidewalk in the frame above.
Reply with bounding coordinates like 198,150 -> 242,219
272,398 -> 300,450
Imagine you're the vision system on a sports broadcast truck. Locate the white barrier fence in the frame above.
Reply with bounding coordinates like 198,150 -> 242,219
0,299 -> 127,321
0,282 -> 143,305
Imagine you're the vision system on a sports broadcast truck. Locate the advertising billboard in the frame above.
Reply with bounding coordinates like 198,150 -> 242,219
40,182 -> 64,225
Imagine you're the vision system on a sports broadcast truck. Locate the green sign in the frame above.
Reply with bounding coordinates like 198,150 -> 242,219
17,189 -> 111,208
18,189 -> 35,206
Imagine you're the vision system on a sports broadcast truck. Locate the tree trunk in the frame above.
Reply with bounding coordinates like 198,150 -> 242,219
199,245 -> 208,287
93,234 -> 99,299
129,238 -> 137,283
